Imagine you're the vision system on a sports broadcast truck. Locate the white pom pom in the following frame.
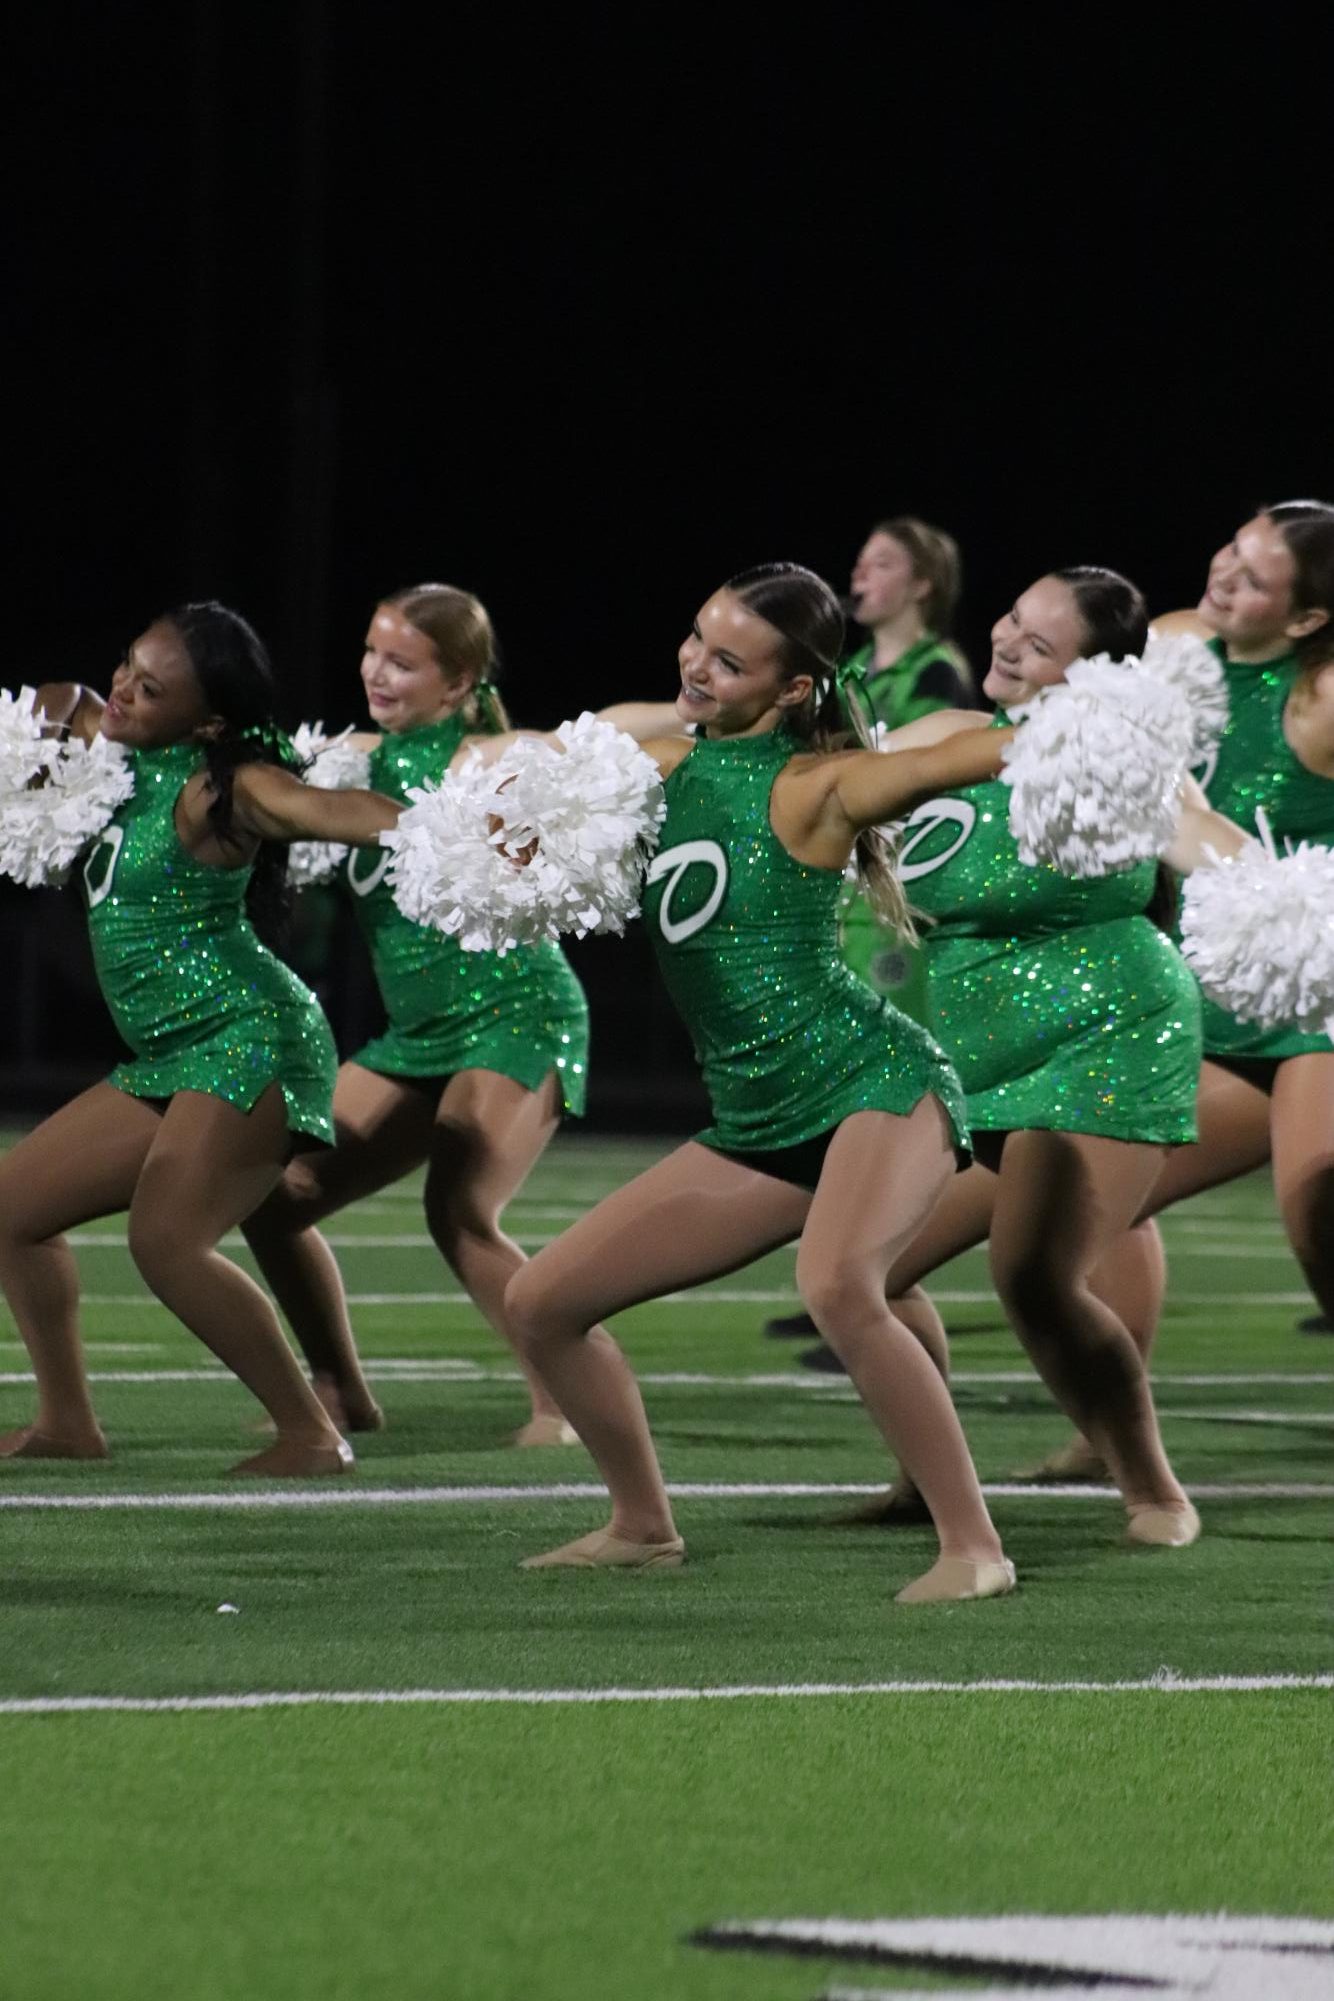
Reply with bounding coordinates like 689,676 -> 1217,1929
0,687 -> 54,797
0,729 -> 134,888
381,713 -> 666,953
287,721 -> 373,888
1143,627 -> 1229,767
1002,654 -> 1194,877
1181,827 -> 1334,1034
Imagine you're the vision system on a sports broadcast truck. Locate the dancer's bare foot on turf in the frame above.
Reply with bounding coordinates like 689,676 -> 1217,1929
0,1424 -> 109,1461
226,1435 -> 354,1478
836,1475 -> 932,1526
312,1375 -> 384,1434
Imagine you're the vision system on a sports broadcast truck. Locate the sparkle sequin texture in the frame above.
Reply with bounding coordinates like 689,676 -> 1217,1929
908,720 -> 1201,1141
82,741 -> 338,1142
640,726 -> 968,1154
348,714 -> 589,1109
1192,642 -> 1334,1061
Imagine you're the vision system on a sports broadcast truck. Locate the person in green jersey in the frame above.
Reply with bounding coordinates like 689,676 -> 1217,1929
243,584 -> 679,1445
809,566 -> 1203,1547
767,516 -> 977,1338
1026,501 -> 1334,1469
504,562 -> 1023,1605
0,603 -> 401,1476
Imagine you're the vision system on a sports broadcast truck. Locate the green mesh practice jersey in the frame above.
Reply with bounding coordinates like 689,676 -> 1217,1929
82,742 -> 337,1144
640,726 -> 967,1155
348,714 -> 589,1112
1194,640 -> 1334,1061
903,725 -> 1201,1140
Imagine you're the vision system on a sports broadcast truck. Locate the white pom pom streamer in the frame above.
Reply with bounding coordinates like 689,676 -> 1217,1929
286,722 -> 373,888
382,712 -> 666,953
1181,816 -> 1334,1036
0,687 -> 53,796
0,717 -> 134,889
1143,627 -> 1229,767
1002,654 -> 1194,877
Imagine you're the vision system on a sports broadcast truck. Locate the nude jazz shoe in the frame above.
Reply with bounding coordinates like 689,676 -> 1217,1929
521,1528 -> 685,1571
894,1555 -> 1018,1605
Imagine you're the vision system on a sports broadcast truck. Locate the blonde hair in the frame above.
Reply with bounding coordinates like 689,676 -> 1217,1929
383,583 -> 512,732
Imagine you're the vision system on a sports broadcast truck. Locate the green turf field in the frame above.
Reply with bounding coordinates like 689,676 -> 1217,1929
2,1133 -> 1331,2000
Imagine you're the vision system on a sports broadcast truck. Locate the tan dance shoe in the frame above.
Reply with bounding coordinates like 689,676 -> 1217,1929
895,1555 -> 1017,1605
1125,1501 -> 1202,1548
521,1528 -> 685,1571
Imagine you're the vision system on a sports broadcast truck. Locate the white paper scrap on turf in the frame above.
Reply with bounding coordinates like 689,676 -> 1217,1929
700,1914 -> 1334,1999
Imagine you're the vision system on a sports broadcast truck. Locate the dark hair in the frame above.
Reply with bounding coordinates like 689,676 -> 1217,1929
871,516 -> 963,635
723,561 -> 914,937
1261,500 -> 1334,678
163,600 -> 295,945
383,582 -> 512,732
1050,566 -> 1149,662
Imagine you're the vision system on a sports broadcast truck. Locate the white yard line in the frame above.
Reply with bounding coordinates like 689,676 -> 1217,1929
62,1231 -> 1307,1260
3,1365 -> 1329,1390
1,1673 -> 1329,1719
45,1287 -> 1324,1309
0,1479 -> 1326,1513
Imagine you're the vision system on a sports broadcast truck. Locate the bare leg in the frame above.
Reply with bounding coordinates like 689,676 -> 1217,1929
0,1082 -> 163,1457
127,1087 -> 349,1476
505,1142 -> 812,1551
988,1129 -> 1192,1535
1268,1054 -> 1334,1322
844,1159 -> 999,1521
795,1104 -> 1010,1598
423,1068 -> 573,1439
244,1063 -> 437,1431
1029,1062 -> 1275,1479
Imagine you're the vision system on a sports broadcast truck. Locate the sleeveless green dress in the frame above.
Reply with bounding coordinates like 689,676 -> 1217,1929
640,726 -> 967,1157
906,723 -> 1201,1141
82,742 -> 337,1144
1195,641 -> 1334,1061
347,715 -> 590,1112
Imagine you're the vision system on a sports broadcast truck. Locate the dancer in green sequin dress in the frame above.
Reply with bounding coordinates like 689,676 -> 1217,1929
1116,502 -> 1334,1333
0,603 -> 400,1476
242,584 -> 674,1445
506,563 -> 1017,1604
831,567 -> 1199,1543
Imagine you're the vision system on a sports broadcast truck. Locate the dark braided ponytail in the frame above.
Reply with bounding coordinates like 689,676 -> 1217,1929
164,601 -> 296,948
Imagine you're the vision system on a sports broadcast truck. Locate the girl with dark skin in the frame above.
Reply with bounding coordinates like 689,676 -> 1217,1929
0,604 -> 400,1476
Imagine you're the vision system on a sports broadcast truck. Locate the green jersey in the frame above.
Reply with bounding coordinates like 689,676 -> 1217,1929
348,714 -> 590,1111
82,742 -> 337,1144
640,726 -> 967,1155
836,632 -> 977,737
835,633 -> 974,1024
1195,640 -> 1334,1061
904,724 -> 1201,1141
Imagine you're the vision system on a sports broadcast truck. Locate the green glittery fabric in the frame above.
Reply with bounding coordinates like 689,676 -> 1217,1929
82,742 -> 337,1144
1194,641 -> 1334,1061
641,726 -> 968,1156
347,715 -> 589,1113
905,720 -> 1202,1141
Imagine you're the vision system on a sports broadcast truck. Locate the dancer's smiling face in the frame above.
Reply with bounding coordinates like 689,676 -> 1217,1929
676,590 -> 814,736
983,577 -> 1088,708
360,605 -> 467,733
1198,515 -> 1307,658
100,621 -> 216,748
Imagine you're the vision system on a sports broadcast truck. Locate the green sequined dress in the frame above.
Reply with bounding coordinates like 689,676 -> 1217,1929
347,715 -> 589,1112
640,727 -> 968,1156
1194,641 -> 1334,1061
906,723 -> 1202,1141
82,742 -> 337,1143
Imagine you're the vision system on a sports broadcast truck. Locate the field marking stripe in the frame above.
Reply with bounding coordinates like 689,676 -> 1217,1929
0,1480 -> 1326,1512
5,1367 -> 1330,1392
27,1290 -> 1331,1314
61,1232 -> 1309,1260
1,1674 -> 1329,1718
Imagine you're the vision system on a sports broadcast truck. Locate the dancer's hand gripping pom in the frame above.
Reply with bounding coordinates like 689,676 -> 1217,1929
381,711 -> 667,953
1181,812 -> 1334,1037
0,686 -> 135,888
1002,654 -> 1195,876
286,722 -> 373,887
